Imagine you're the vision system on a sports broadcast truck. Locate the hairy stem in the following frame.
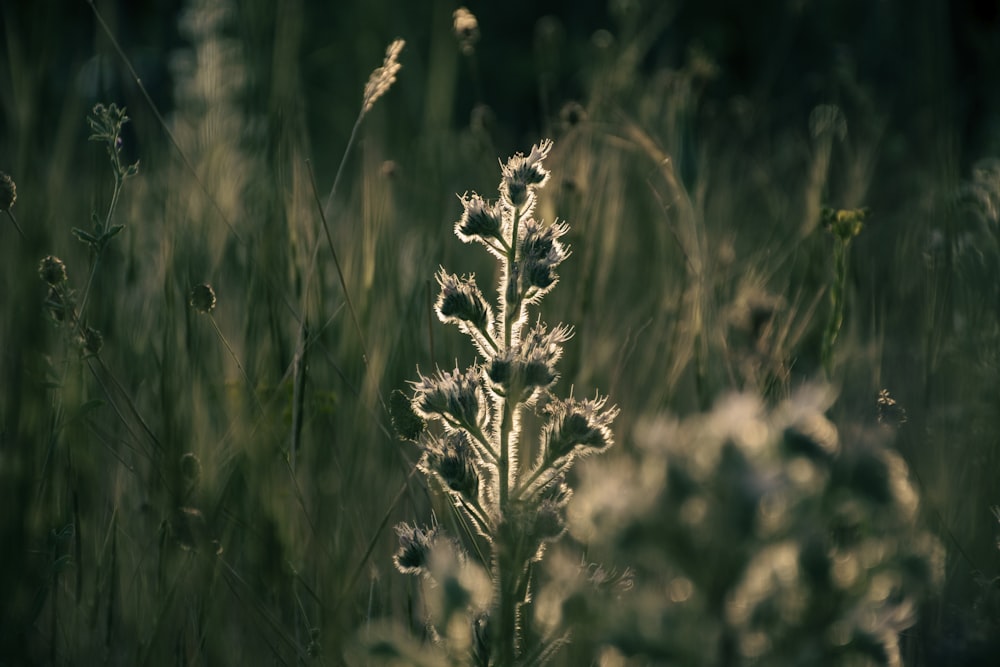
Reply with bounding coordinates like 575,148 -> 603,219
822,239 -> 849,378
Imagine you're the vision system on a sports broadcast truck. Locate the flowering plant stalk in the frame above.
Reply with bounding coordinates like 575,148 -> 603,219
392,140 -> 618,665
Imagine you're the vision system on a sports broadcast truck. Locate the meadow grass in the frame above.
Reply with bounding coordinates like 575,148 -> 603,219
1,1 -> 998,665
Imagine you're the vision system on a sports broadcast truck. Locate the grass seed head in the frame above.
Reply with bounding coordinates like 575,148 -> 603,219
362,39 -> 404,114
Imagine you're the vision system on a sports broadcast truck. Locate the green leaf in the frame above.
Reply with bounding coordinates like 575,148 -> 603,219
72,228 -> 99,245
102,224 -> 125,242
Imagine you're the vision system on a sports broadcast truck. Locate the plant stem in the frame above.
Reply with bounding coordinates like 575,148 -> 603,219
209,314 -> 264,415
77,172 -> 123,329
504,207 -> 523,349
496,204 -> 523,665
822,239 -> 849,378
5,209 -> 24,238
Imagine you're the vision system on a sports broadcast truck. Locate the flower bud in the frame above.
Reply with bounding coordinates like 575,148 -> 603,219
422,430 -> 480,500
542,396 -> 619,462
189,283 -> 217,313
436,270 -> 492,331
410,366 -> 487,433
38,256 -> 68,286
81,326 -> 103,355
500,140 -> 553,210
393,523 -> 438,576
455,193 -> 503,245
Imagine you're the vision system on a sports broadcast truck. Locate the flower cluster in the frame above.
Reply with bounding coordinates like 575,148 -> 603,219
392,140 -> 617,664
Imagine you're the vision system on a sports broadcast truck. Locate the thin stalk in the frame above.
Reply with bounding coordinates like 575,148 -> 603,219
822,239 -> 849,378
77,172 -> 124,328
323,113 -> 364,218
208,314 -> 265,416
305,160 -> 388,417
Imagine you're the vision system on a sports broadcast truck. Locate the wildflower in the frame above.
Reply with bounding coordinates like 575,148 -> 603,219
542,396 -> 619,463
487,321 -> 571,399
519,219 -> 570,296
411,366 -> 488,433
455,193 -> 504,247
393,523 -> 438,575
38,255 -> 68,286
189,283 -> 217,313
362,39 -> 404,114
436,270 -> 493,334
0,171 -> 15,211
422,430 -> 480,500
453,7 -> 480,56
822,206 -> 867,242
500,139 -> 553,209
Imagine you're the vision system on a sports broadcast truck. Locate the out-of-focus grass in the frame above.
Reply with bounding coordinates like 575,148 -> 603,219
1,0 -> 997,664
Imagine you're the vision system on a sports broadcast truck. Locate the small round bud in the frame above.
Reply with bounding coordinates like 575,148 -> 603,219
38,256 -> 68,285
81,326 -> 103,355
0,172 -> 15,211
180,452 -> 202,485
189,284 -> 217,313
559,101 -> 587,128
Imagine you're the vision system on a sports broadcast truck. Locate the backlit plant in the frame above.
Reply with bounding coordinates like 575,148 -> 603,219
390,140 -> 618,665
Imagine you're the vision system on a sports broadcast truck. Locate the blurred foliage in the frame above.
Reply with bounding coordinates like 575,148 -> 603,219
0,0 -> 998,664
